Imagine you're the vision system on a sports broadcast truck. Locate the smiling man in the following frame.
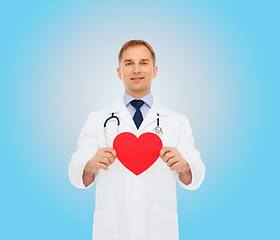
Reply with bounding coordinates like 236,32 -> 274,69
117,44 -> 157,99
69,40 -> 205,240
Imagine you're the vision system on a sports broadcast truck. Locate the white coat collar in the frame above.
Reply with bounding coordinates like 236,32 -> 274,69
107,97 -> 170,132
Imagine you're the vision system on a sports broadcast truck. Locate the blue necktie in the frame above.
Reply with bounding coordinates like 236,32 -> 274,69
130,99 -> 145,129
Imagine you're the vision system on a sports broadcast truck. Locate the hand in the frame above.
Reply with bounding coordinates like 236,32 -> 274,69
85,147 -> 117,177
160,146 -> 192,185
83,147 -> 116,187
160,147 -> 188,172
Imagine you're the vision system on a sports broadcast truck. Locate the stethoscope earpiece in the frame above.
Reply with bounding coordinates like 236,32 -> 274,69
104,113 -> 120,127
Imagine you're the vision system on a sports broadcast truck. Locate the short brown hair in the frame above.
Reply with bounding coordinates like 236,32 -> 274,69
118,40 -> 156,66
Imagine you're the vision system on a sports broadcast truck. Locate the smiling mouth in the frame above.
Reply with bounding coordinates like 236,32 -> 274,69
131,77 -> 144,80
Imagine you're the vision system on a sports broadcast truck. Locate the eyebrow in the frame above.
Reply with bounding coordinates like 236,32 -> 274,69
124,59 -> 150,63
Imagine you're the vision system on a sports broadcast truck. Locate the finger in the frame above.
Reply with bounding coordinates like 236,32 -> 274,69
102,147 -> 117,156
162,152 -> 168,162
162,146 -> 174,153
166,152 -> 176,160
160,146 -> 175,158
98,162 -> 108,171
160,147 -> 170,158
162,152 -> 176,162
104,148 -> 117,158
99,157 -> 111,166
165,156 -> 176,166
98,147 -> 112,155
110,148 -> 117,158
101,147 -> 115,152
170,161 -> 181,171
103,152 -> 115,164
168,158 -> 179,168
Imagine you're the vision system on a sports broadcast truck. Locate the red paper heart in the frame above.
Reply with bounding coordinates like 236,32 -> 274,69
113,132 -> 163,175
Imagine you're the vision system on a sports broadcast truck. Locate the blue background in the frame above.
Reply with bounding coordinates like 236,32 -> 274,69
1,0 -> 279,239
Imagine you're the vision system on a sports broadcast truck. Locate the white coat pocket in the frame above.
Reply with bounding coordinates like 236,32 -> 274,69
150,205 -> 179,240
93,204 -> 119,240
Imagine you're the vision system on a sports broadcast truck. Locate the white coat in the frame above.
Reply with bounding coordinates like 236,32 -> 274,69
69,97 -> 205,240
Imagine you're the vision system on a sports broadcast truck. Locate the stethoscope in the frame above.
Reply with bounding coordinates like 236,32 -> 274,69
104,112 -> 163,146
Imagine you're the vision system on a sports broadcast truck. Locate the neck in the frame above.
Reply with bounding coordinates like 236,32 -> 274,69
126,90 -> 151,100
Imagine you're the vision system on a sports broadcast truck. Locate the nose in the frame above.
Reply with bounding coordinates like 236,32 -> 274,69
133,63 -> 141,73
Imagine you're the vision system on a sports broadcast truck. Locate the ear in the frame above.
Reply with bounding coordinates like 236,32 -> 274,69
117,67 -> 122,80
152,66 -> 158,79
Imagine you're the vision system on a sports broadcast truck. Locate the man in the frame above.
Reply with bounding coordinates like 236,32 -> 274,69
69,40 -> 205,240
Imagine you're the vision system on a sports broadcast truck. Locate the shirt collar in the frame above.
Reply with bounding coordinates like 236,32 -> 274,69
123,91 -> 153,108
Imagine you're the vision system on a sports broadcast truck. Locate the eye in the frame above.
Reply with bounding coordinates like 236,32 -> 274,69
125,62 -> 132,66
141,62 -> 148,65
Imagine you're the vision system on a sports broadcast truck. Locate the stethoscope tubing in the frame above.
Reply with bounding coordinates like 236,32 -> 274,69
104,113 -> 120,127
104,112 -> 163,146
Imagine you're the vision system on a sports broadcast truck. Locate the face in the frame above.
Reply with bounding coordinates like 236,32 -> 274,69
117,45 -> 158,99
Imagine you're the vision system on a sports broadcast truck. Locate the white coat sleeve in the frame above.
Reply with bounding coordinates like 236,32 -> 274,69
68,113 -> 99,189
175,116 -> 205,190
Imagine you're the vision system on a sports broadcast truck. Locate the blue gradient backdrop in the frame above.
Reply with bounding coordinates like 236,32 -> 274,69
1,0 -> 279,239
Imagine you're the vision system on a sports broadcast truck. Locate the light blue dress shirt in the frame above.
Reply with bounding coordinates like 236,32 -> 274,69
123,91 -> 153,119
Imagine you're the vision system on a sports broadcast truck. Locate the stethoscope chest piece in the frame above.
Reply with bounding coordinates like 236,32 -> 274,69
153,126 -> 163,136
153,113 -> 163,136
